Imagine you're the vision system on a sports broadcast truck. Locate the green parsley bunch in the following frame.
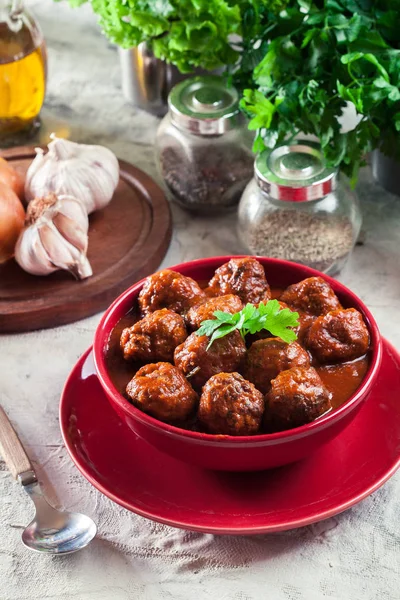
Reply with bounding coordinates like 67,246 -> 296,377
196,299 -> 300,349
238,0 -> 400,185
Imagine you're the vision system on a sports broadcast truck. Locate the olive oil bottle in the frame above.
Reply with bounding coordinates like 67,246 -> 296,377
0,2 -> 46,142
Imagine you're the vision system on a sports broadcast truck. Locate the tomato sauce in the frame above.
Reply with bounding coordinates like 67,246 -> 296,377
106,286 -> 370,414
316,358 -> 369,410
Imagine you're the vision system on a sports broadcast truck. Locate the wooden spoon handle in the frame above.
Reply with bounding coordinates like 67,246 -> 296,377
0,406 -> 34,479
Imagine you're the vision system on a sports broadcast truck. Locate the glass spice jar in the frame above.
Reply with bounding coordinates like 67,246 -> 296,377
238,140 -> 362,276
0,0 -> 47,145
155,76 -> 254,214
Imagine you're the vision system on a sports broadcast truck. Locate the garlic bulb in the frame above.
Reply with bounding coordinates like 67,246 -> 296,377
15,193 -> 93,280
25,134 -> 120,214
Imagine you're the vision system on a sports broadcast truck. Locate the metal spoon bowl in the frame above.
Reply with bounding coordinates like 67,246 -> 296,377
21,478 -> 97,554
0,407 -> 97,554
22,509 -> 97,554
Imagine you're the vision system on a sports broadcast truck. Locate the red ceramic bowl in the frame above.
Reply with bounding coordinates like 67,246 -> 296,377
93,256 -> 382,472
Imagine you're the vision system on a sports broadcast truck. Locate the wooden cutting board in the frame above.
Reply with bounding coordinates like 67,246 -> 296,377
0,146 -> 172,333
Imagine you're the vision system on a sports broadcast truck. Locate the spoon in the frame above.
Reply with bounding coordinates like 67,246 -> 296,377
0,406 -> 97,554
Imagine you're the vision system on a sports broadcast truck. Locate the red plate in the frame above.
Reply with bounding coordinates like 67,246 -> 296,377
60,340 -> 400,534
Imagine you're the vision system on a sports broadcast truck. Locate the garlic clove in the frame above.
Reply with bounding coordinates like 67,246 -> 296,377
15,225 -> 55,276
15,193 -> 92,280
53,213 -> 88,253
58,192 -> 88,225
39,222 -> 76,267
39,222 -> 92,280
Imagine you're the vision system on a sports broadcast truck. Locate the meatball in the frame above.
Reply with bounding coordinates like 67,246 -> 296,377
186,294 -> 243,331
138,269 -> 205,316
126,362 -> 198,422
120,309 -> 187,362
244,338 -> 310,394
280,277 -> 341,316
265,367 -> 332,432
174,331 -> 246,391
207,258 -> 271,304
296,311 -> 316,344
198,372 -> 264,436
305,308 -> 370,364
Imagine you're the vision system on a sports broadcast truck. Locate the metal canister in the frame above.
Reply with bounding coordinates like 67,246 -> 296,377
118,44 -> 184,117
119,44 -> 222,117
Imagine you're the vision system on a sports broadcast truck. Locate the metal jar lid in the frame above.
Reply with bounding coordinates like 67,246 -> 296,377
168,76 -> 240,136
255,140 -> 338,202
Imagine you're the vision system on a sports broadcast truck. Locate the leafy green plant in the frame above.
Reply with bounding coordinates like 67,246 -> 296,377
196,299 -> 300,348
63,1 -> 287,73
66,0 -> 242,72
64,0 -> 400,182
238,0 -> 400,184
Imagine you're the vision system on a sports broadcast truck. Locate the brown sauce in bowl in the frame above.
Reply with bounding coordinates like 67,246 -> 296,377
317,358 -> 369,410
105,287 -> 370,424
106,310 -> 140,397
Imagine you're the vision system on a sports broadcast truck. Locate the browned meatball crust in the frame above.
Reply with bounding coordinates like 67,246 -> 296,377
280,277 -> 341,317
265,367 -> 332,432
138,269 -> 206,316
305,308 -> 370,364
126,362 -> 198,422
120,309 -> 187,363
207,258 -> 271,304
244,338 -> 310,394
174,331 -> 247,391
199,372 -> 264,436
186,294 -> 243,331
296,312 -> 316,344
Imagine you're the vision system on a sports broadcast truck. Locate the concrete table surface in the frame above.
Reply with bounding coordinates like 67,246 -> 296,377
1,2 -> 400,599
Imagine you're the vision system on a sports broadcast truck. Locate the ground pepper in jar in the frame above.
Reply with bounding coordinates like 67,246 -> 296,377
160,144 -> 254,211
238,141 -> 362,276
156,76 -> 254,214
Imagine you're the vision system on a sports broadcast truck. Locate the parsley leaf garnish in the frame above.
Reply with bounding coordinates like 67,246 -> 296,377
196,300 -> 300,349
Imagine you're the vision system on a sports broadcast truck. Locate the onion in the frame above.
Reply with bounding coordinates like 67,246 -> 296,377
0,182 -> 25,264
0,157 -> 25,201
